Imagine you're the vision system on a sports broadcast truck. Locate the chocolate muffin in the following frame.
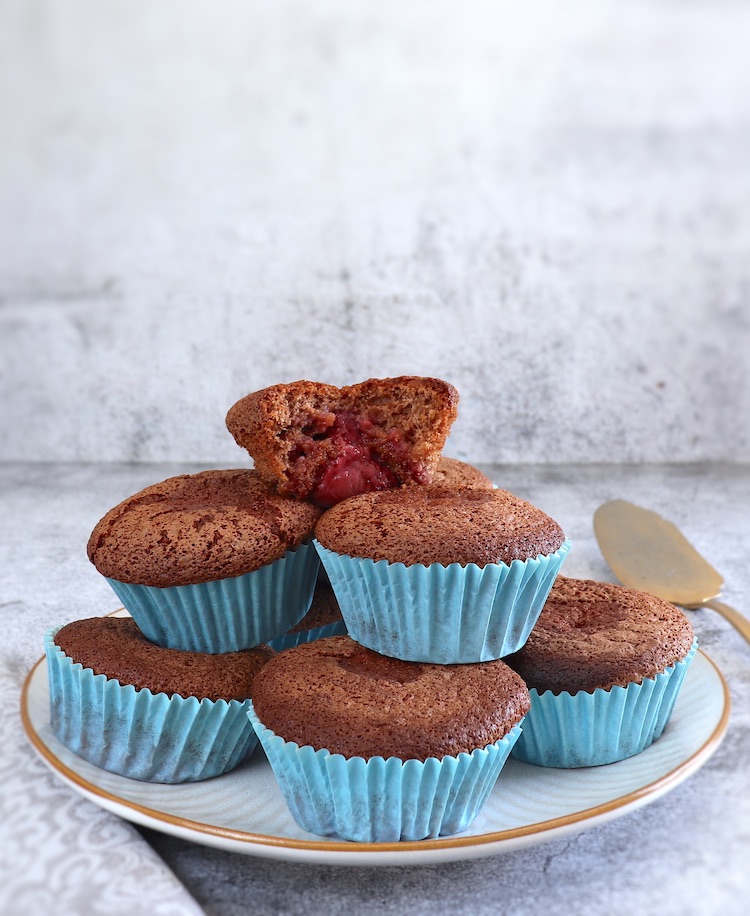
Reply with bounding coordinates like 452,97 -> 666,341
225,376 -> 459,507
248,635 -> 529,841
54,616 -> 274,701
46,616 -> 274,782
314,486 -> 570,663
88,469 -> 322,588
87,469 -> 323,653
506,577 -> 697,767
252,635 -> 530,760
315,485 -> 565,567
431,456 -> 493,489
506,577 -> 695,694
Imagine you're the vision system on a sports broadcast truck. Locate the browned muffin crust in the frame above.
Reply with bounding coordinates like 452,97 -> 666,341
252,635 -> 529,760
54,617 -> 274,701
87,469 -> 322,587
288,581 -> 342,634
431,457 -> 493,489
505,577 -> 695,695
225,376 -> 459,507
315,486 -> 566,567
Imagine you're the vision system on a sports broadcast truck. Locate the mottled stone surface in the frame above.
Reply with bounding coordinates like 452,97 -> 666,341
1,1 -> 749,464
2,461 -> 749,914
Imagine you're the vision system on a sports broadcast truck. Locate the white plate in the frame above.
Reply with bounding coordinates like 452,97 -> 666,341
22,647 -> 729,866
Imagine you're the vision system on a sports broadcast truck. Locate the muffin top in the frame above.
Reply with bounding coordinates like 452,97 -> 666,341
430,457 -> 493,489
314,486 -> 566,567
505,577 -> 695,694
252,635 -> 530,760
87,469 -> 322,587
54,616 -> 274,701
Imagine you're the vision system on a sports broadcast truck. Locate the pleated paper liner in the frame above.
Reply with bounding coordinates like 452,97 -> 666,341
511,639 -> 699,767
45,630 -> 257,783
105,542 -> 320,654
315,539 -> 571,663
248,703 -> 524,842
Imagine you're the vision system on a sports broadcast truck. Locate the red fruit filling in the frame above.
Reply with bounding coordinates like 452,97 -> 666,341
285,411 -> 425,507
314,449 -> 398,507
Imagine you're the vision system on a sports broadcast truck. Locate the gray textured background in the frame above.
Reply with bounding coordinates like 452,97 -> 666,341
2,0 -> 749,464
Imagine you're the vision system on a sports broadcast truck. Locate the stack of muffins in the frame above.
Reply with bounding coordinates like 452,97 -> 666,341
46,468 -> 332,784
46,376 -> 696,843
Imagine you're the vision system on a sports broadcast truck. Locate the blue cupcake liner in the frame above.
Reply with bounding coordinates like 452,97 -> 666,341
268,619 -> 348,653
248,703 -> 523,842
106,542 -> 320,654
511,639 -> 698,768
45,629 -> 258,783
314,539 -> 571,663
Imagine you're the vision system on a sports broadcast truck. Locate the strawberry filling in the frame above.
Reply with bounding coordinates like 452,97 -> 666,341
286,411 -> 419,507
313,448 -> 398,507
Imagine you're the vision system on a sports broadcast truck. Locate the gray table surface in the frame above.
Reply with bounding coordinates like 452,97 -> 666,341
3,462 -> 749,915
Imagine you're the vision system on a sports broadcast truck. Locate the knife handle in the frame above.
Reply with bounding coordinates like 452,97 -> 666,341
700,599 -> 750,645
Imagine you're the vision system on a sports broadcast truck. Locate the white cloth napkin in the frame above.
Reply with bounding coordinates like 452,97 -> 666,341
0,656 -> 205,916
0,463 -> 207,916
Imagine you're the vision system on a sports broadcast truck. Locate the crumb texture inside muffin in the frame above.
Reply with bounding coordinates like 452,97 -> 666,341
286,410 -> 411,507
225,377 -> 459,506
251,635 -> 530,760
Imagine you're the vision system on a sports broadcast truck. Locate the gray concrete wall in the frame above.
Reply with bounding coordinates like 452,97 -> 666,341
2,0 -> 749,463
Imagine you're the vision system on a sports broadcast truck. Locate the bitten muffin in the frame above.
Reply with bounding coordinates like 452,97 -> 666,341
46,616 -> 274,782
314,486 -> 571,662
505,577 -> 697,767
431,457 -> 493,489
268,580 -> 347,652
248,635 -> 529,841
225,376 -> 459,507
87,469 -> 323,653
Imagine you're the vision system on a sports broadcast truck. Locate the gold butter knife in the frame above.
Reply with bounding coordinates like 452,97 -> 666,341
594,499 -> 750,645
